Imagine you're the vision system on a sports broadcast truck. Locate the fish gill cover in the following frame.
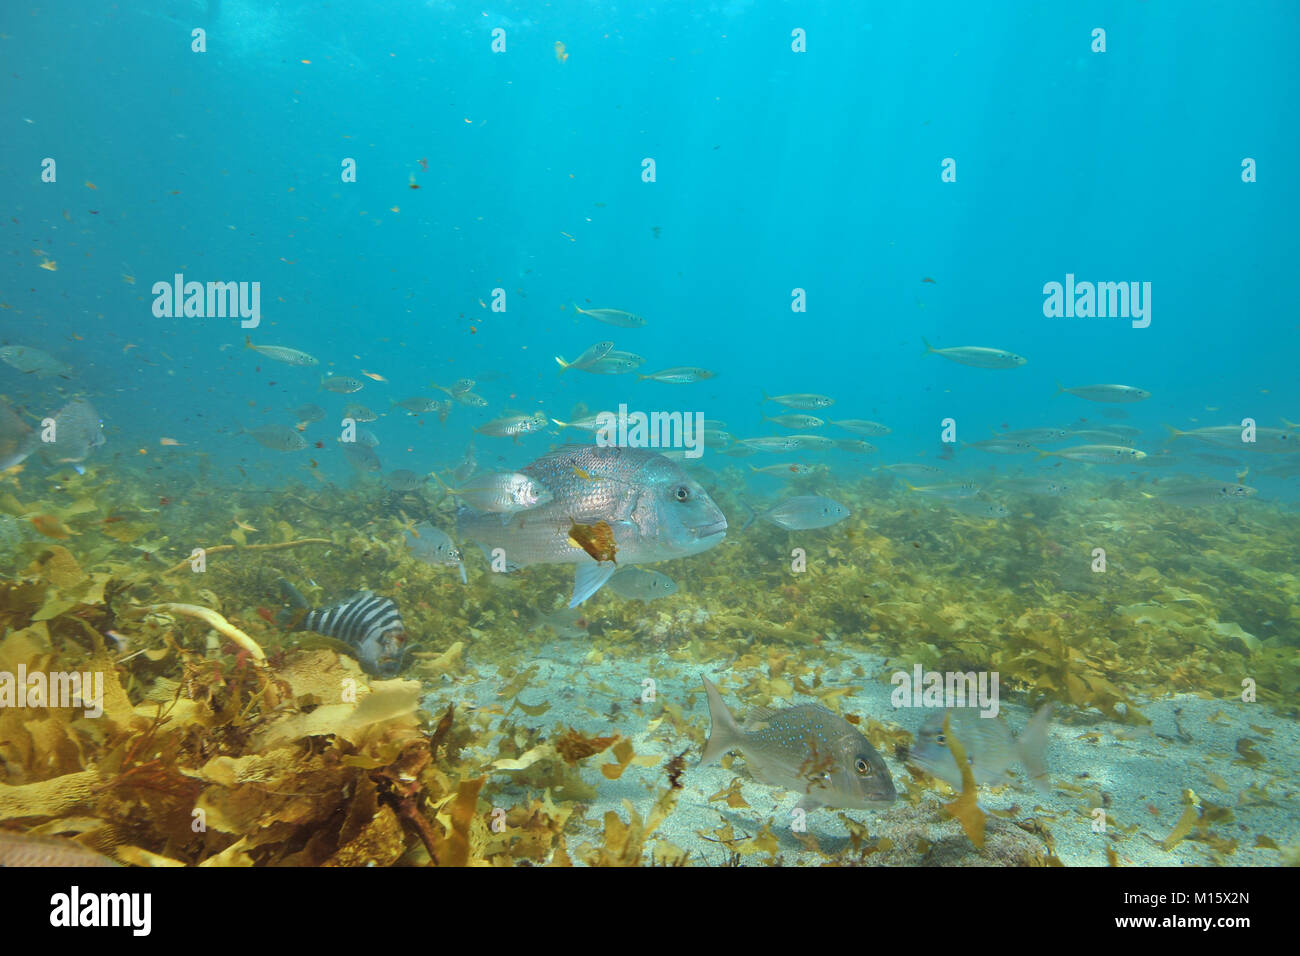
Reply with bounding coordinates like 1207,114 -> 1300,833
0,0 -> 1296,877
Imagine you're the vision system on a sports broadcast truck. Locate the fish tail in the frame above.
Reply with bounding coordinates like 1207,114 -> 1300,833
739,498 -> 758,532
1017,703 -> 1053,790
554,355 -> 571,373
921,336 -> 935,356
1052,380 -> 1065,397
760,390 -> 771,403
244,336 -> 255,350
1283,417 -> 1299,431
1033,448 -> 1052,460
698,676 -> 745,768
901,479 -> 919,492
571,302 -> 585,315
1161,423 -> 1185,442
550,418 -> 568,428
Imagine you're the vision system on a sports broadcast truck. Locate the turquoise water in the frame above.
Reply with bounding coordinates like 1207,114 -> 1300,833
1,1 -> 1297,867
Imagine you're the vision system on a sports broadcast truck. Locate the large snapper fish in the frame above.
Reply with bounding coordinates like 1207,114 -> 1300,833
457,444 -> 727,607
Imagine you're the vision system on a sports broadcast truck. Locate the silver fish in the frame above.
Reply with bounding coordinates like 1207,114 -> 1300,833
0,399 -> 37,470
476,412 -> 550,439
405,522 -> 466,584
551,413 -> 607,433
830,419 -> 891,436
342,403 -> 378,422
457,444 -> 727,607
0,345 -> 72,378
699,676 -> 896,811
432,378 -> 476,396
903,480 -> 982,499
718,443 -> 758,458
638,366 -> 716,384
354,428 -> 380,448
342,441 -> 381,471
908,705 -> 1052,790
991,477 -> 1070,496
605,567 -> 678,602
294,403 -> 326,425
244,337 -> 318,366
783,434 -> 836,450
761,391 -> 834,410
835,439 -> 877,454
923,338 -> 1026,369
749,462 -> 826,477
1038,444 -> 1146,463
42,400 -> 105,463
740,436 -> 805,452
763,413 -> 825,429
435,471 -> 552,513
320,375 -> 365,394
573,305 -> 647,328
743,495 -> 851,531
995,427 -> 1069,443
453,391 -> 489,408
964,438 -> 1035,455
1067,429 -> 1133,445
1165,424 -> 1299,453
528,602 -> 589,638
1141,482 -> 1257,505
878,463 -> 947,477
393,396 -> 444,414
452,441 -> 477,483
582,350 -> 645,374
243,424 -> 306,452
385,469 -> 427,492
1055,383 -> 1150,402
555,340 -> 615,373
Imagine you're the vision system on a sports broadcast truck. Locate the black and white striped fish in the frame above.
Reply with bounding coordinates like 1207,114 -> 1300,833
278,580 -> 408,676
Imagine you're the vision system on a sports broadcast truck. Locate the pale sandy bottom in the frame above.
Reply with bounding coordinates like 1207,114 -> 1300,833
424,635 -> 1297,866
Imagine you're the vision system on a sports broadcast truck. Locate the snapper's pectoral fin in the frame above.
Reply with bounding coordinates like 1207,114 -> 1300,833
795,794 -> 825,812
570,560 -> 617,608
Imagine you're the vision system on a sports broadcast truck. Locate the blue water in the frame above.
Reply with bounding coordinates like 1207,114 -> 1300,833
4,0 -> 1297,483
1,0 -> 1298,868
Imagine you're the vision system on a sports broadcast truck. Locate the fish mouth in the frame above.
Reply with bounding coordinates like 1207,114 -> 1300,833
694,518 -> 728,540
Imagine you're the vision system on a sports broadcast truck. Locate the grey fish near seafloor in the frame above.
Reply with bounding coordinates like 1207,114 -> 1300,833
0,830 -> 121,867
908,704 -> 1053,790
41,399 -> 106,463
698,676 -> 897,811
456,444 -> 727,608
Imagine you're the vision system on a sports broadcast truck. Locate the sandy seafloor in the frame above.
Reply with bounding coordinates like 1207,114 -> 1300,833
421,634 -> 1298,867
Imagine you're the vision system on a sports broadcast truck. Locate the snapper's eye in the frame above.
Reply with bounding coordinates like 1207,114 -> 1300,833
936,734 -> 947,746
673,485 -> 690,502
855,758 -> 872,776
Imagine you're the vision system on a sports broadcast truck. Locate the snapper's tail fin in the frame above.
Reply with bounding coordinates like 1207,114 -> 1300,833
698,677 -> 746,767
